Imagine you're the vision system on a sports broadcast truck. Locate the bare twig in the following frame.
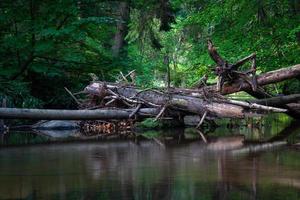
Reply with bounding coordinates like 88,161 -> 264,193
105,99 -> 117,106
129,104 -> 142,118
233,53 -> 256,68
73,91 -> 87,95
196,111 -> 208,129
107,89 -> 139,105
225,99 -> 287,113
120,72 -> 128,82
134,97 -> 160,107
124,70 -> 135,78
133,88 -> 164,98
154,104 -> 168,121
64,87 -> 80,105
85,105 -> 103,110
121,100 -> 135,107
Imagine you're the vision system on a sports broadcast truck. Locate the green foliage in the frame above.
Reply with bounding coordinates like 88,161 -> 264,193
0,0 -> 299,108
0,80 -> 43,108
127,0 -> 300,89
135,118 -> 162,129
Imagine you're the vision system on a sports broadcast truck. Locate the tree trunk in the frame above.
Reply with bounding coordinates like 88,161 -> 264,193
84,82 -> 286,119
0,108 -> 160,120
250,94 -> 300,106
111,1 -> 130,57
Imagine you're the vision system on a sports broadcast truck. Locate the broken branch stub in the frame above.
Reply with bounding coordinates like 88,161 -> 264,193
207,40 -> 257,92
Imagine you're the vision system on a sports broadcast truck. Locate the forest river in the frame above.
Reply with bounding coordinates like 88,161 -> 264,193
0,116 -> 299,200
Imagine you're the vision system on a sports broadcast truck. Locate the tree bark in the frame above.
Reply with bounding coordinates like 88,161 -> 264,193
0,108 -> 160,120
250,94 -> 300,106
112,1 -> 130,57
82,64 -> 299,119
209,64 -> 300,95
168,64 -> 300,98
84,82 -> 286,119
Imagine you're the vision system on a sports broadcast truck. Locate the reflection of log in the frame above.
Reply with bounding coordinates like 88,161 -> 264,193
230,141 -> 287,155
208,135 -> 245,151
268,120 -> 300,142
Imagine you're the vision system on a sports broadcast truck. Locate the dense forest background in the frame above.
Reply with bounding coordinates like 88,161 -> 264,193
0,0 -> 299,109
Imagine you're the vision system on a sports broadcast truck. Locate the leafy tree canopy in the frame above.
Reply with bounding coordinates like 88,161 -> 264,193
0,0 -> 299,108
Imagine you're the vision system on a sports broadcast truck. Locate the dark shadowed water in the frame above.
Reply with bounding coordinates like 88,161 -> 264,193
0,118 -> 299,199
0,139 -> 300,199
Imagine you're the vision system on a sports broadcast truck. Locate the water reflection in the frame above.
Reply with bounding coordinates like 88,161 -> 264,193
0,140 -> 299,200
0,117 -> 299,199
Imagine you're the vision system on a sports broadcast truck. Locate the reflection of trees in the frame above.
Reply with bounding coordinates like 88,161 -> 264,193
212,147 -> 300,200
0,137 -> 300,199
213,153 -> 260,200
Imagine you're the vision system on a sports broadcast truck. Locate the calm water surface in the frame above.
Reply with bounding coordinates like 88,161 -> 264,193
0,118 -> 299,200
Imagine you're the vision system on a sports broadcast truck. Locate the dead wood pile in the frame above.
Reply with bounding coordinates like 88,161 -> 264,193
68,40 -> 300,130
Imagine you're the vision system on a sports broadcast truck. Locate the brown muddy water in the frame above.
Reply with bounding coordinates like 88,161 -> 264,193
0,117 -> 299,199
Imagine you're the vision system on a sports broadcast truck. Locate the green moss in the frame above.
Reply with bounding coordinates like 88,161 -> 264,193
135,118 -> 162,129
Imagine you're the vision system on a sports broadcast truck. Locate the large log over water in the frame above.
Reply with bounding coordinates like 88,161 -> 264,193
84,81 -> 287,120
0,108 -> 160,120
89,83 -> 248,118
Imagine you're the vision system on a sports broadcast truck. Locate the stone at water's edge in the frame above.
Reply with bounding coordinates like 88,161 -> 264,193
33,120 -> 80,130
184,116 -> 201,126
34,129 -> 80,138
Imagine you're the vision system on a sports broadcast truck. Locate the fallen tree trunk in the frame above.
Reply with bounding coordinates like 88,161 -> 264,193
250,94 -> 300,118
83,82 -> 287,120
250,94 -> 300,107
77,64 -> 298,121
81,64 -> 298,120
1,66 -> 296,122
85,83 -> 245,118
0,108 -> 160,120
172,64 -> 300,118
2,39 -> 298,124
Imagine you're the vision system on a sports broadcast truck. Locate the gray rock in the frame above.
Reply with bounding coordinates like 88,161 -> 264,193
184,115 -> 201,126
33,120 -> 80,130
34,129 -> 80,138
